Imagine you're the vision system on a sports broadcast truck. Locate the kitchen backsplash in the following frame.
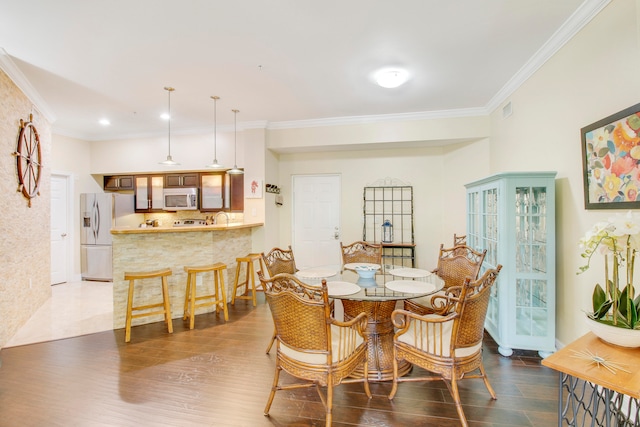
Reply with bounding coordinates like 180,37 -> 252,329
142,211 -> 244,227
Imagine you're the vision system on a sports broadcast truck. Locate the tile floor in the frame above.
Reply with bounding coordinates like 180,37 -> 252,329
4,280 -> 113,348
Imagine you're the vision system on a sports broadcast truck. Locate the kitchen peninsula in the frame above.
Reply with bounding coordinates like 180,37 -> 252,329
111,222 -> 263,329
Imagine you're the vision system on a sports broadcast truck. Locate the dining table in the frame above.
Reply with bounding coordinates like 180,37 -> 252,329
310,264 -> 445,382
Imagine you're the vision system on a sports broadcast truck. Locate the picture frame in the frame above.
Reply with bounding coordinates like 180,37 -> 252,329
246,178 -> 263,199
581,102 -> 640,209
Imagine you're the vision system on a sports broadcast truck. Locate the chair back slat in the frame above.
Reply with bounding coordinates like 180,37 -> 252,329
453,266 -> 501,348
340,241 -> 382,266
260,273 -> 330,351
261,246 -> 297,277
435,244 -> 486,289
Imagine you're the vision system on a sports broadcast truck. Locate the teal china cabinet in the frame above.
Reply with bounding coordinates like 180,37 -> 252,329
465,172 -> 556,358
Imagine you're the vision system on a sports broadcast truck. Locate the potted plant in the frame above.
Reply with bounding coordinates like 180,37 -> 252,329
578,211 -> 640,346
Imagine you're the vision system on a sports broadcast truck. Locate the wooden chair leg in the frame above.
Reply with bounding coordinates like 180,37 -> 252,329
231,262 -> 242,306
265,327 -> 276,354
125,279 -> 135,343
264,365 -> 282,416
182,272 -> 191,321
216,269 -> 229,321
161,276 -> 173,334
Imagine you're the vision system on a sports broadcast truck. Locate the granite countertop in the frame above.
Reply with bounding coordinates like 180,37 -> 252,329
111,222 -> 264,234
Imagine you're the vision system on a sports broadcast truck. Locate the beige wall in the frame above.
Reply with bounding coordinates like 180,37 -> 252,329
488,0 -> 640,345
0,69 -> 52,348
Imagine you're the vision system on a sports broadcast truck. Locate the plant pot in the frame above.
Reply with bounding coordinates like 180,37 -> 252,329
585,316 -> 640,348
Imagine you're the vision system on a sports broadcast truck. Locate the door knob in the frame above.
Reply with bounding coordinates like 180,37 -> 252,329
61,233 -> 67,237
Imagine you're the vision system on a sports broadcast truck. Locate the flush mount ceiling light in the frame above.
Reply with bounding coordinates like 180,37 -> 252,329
375,69 -> 409,88
159,86 -> 179,166
227,109 -> 244,175
205,95 -> 224,169
98,118 -> 110,126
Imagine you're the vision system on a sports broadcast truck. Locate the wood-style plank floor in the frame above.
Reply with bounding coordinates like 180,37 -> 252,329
0,295 -> 560,427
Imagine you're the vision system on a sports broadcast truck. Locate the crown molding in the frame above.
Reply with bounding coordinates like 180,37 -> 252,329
486,0 -> 611,114
0,47 -> 57,123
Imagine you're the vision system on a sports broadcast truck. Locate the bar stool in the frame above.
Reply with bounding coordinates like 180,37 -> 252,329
183,262 -> 229,329
231,253 -> 263,307
124,268 -> 173,343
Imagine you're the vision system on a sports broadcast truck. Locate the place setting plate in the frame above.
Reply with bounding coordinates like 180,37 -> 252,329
326,281 -> 361,297
387,267 -> 432,278
343,263 -> 381,271
296,267 -> 338,279
385,280 -> 437,294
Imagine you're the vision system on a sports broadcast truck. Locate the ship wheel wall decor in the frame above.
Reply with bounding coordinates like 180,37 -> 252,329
12,114 -> 42,207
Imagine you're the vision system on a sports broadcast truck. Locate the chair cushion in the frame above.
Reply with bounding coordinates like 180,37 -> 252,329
397,314 -> 481,358
280,324 -> 364,365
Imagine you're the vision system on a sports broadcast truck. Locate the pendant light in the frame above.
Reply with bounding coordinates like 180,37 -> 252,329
227,108 -> 244,175
159,86 -> 179,165
205,96 -> 223,169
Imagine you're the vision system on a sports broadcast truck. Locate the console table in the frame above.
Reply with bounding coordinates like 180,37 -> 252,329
542,333 -> 640,426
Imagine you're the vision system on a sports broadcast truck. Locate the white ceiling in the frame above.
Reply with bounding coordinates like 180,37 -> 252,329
0,0 -> 605,141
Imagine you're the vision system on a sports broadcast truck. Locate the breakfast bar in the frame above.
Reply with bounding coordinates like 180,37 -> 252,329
111,222 -> 263,329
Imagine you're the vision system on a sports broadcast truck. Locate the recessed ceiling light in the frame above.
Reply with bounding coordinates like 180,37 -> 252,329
160,113 -> 170,120
99,118 -> 110,126
375,69 -> 409,88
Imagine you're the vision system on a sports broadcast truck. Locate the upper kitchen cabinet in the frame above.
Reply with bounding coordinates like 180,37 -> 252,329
165,173 -> 199,188
104,175 -> 134,191
200,173 -> 224,211
227,173 -> 244,212
200,172 -> 244,212
134,175 -> 164,212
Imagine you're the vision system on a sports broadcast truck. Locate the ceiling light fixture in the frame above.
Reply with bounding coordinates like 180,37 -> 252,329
375,69 -> 409,88
227,109 -> 243,175
205,96 -> 223,169
99,118 -> 110,126
159,86 -> 179,166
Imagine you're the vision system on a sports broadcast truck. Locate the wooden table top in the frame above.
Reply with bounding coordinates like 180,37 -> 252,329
542,332 -> 640,398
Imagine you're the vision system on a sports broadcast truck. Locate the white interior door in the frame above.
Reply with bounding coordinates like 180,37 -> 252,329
292,174 -> 341,269
51,174 -> 71,285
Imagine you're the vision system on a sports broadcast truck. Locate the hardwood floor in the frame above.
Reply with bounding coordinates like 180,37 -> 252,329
0,295 -> 560,426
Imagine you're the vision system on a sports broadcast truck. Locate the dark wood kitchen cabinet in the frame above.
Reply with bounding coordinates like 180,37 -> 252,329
228,173 -> 244,212
104,175 -> 134,191
200,172 -> 244,212
134,175 -> 164,212
164,173 -> 199,188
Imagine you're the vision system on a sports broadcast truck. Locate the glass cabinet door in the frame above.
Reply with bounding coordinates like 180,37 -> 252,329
515,186 -> 549,338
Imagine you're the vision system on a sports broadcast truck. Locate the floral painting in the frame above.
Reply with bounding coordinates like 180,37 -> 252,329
581,102 -> 640,209
246,178 -> 263,199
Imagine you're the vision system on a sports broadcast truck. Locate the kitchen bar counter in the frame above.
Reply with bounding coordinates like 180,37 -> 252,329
110,222 -> 263,330
111,222 -> 262,234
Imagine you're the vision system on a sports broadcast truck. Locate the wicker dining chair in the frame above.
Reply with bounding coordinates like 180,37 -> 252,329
404,244 -> 486,315
261,246 -> 298,277
261,246 -> 298,353
340,241 -> 382,271
389,266 -> 502,427
259,272 -> 371,427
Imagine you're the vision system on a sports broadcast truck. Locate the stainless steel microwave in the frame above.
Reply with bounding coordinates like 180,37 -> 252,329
163,187 -> 198,210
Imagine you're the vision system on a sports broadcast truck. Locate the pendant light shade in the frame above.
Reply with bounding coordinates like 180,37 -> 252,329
205,95 -> 223,169
159,86 -> 179,166
227,108 -> 243,175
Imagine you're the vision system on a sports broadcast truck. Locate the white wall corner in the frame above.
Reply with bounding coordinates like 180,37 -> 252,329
0,47 -> 57,123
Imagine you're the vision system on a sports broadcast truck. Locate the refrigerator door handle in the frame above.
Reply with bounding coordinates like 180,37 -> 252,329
92,198 -> 100,241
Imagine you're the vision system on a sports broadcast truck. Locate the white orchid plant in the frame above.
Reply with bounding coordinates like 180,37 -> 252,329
578,211 -> 640,329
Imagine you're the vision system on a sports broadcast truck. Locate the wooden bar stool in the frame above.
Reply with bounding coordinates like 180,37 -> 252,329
231,253 -> 262,307
183,262 -> 228,329
124,268 -> 173,343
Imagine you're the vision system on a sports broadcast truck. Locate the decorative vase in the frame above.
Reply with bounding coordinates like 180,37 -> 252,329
585,316 -> 640,348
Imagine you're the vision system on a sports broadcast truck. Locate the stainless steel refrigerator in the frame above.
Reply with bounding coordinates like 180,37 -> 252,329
80,193 -> 143,281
